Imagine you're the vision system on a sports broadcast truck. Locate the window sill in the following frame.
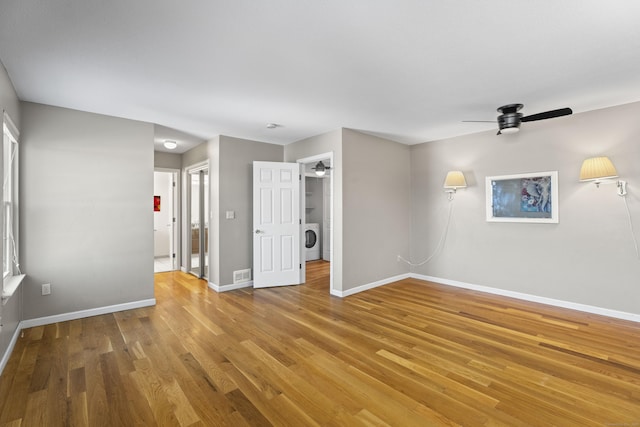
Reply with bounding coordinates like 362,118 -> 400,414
2,274 -> 25,305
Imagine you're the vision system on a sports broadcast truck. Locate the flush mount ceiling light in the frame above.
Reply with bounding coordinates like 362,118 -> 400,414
312,161 -> 331,176
163,140 -> 178,150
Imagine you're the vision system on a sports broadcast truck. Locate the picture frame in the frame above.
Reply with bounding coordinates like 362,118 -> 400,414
486,171 -> 558,223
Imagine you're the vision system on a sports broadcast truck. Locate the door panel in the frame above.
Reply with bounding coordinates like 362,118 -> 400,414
323,176 -> 332,261
187,166 -> 208,279
253,161 -> 302,288
190,171 -> 200,275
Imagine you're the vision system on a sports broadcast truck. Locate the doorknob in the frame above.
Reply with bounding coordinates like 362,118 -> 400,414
255,229 -> 263,234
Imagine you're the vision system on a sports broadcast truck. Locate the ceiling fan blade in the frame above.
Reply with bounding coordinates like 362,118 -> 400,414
521,108 -> 572,122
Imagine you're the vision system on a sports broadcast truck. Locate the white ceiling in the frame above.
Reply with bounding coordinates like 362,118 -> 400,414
2,1 -> 640,150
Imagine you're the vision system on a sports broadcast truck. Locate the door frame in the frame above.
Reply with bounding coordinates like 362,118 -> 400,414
297,152 -> 334,294
183,161 -> 209,278
154,168 -> 180,272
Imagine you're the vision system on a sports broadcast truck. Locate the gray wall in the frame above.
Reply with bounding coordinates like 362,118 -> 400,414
342,129 -> 411,290
0,60 -> 22,360
284,129 -> 344,291
182,142 -> 208,168
154,151 -> 182,169
215,136 -> 283,286
20,102 -> 155,319
305,177 -> 324,224
410,102 -> 640,315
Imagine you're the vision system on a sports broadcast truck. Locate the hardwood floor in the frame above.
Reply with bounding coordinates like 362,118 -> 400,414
1,261 -> 639,426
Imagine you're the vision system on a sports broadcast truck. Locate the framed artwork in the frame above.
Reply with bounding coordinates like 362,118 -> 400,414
486,171 -> 558,223
154,196 -> 161,212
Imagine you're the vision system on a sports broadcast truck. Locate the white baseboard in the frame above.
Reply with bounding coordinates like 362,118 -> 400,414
412,274 -> 640,323
329,272 -> 640,323
0,298 -> 156,377
0,322 -> 24,377
208,281 -> 253,292
331,273 -> 411,298
20,298 -> 157,329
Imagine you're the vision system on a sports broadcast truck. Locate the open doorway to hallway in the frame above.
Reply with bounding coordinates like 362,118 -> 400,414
299,153 -> 334,293
154,169 -> 179,273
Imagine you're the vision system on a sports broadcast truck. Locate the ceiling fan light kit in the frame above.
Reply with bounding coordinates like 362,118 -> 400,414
465,103 -> 573,135
312,161 -> 331,177
496,104 -> 523,135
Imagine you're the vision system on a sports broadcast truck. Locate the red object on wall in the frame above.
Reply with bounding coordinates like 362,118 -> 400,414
154,196 -> 161,212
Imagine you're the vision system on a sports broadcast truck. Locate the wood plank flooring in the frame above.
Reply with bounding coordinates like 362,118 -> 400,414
1,260 -> 639,426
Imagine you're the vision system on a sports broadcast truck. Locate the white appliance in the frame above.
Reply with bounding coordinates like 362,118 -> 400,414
305,223 -> 320,261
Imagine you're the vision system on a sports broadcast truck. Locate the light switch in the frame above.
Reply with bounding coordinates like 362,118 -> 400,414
226,210 -> 235,219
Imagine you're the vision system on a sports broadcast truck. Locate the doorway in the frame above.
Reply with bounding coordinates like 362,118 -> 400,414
298,153 -> 334,293
154,170 -> 179,273
186,163 -> 209,279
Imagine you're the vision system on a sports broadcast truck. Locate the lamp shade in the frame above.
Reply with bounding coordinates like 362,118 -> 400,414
579,157 -> 618,182
443,171 -> 467,189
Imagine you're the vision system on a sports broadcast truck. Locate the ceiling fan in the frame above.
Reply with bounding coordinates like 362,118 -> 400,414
464,104 -> 573,135
312,161 -> 331,176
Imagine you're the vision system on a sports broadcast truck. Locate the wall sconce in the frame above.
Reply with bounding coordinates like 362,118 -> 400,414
579,156 -> 627,196
443,171 -> 467,200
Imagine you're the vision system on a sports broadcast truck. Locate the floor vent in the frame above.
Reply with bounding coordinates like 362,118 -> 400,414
233,269 -> 252,284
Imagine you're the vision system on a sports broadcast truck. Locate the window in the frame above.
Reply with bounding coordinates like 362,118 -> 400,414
2,112 -> 22,301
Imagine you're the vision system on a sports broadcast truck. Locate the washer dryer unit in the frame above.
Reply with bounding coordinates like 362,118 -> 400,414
305,223 -> 320,261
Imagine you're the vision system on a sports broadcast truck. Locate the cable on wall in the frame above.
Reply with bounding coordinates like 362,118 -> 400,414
622,195 -> 640,259
398,200 -> 454,267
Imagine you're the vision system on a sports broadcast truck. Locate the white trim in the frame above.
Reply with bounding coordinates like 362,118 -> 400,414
20,298 -> 156,329
208,281 -> 253,292
297,152 -> 333,165
184,161 -> 210,278
331,273 -> 411,298
2,111 -> 19,141
1,274 -> 25,304
329,271 -> 640,322
411,274 -> 640,323
0,321 -> 23,376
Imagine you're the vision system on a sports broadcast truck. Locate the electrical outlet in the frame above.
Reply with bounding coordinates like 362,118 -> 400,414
42,283 -> 51,295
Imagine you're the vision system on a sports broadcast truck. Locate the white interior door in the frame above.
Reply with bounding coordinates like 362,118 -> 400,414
253,161 -> 302,288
